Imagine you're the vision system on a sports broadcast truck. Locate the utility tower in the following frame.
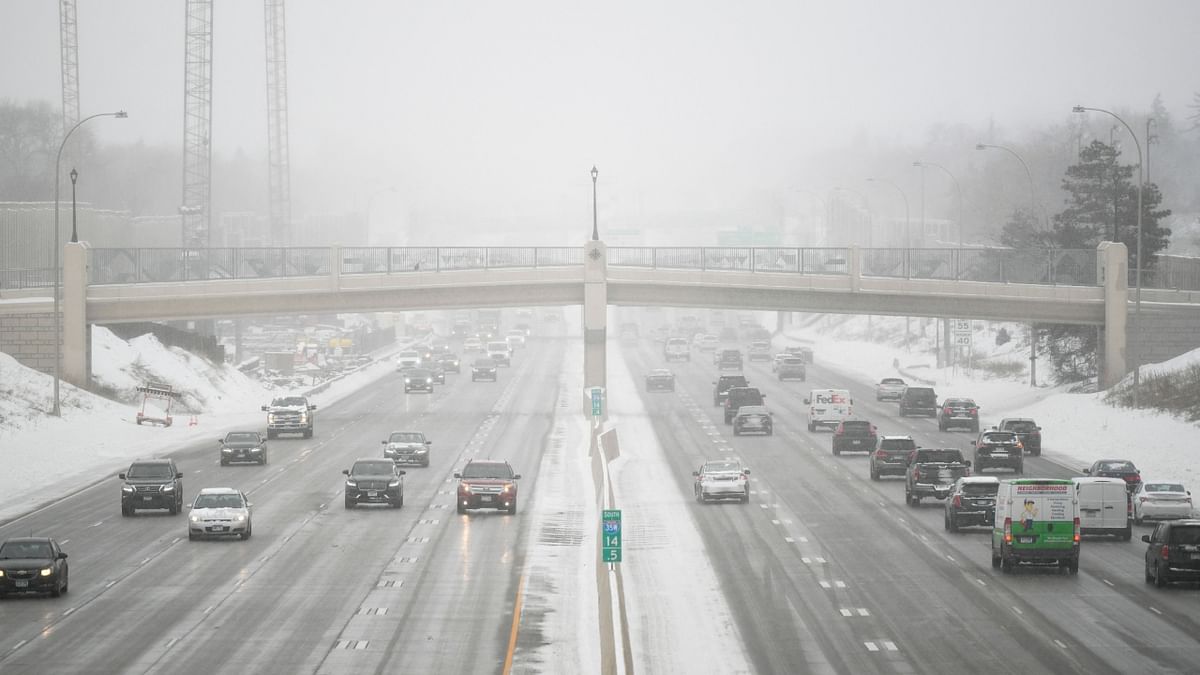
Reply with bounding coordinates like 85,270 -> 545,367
58,0 -> 80,131
264,0 -> 292,245
181,0 -> 213,248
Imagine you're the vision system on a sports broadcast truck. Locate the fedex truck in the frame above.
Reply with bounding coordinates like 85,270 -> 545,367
803,389 -> 853,432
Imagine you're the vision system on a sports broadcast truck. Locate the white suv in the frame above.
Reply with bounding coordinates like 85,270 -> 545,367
395,350 -> 421,371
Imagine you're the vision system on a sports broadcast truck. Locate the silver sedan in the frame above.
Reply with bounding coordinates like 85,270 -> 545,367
693,460 -> 751,504
1134,481 -> 1194,523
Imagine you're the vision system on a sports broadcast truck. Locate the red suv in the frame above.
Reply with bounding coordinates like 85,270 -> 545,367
455,459 -> 521,514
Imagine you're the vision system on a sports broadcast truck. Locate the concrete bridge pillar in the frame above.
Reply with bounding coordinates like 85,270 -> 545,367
63,241 -> 89,387
583,241 -> 607,406
1098,241 -> 1128,389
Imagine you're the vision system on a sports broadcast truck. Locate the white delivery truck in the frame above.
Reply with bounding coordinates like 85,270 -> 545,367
992,479 -> 1080,574
803,389 -> 853,432
1072,477 -> 1132,540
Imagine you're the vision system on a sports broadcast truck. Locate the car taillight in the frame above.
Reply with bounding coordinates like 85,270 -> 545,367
1003,517 -> 1012,543
874,450 -> 886,458
1073,517 -> 1081,543
912,467 -> 920,480
943,407 -> 952,415
1031,431 -> 1040,437
969,408 -> 978,415
952,495 -> 962,508
1161,545 -> 1171,560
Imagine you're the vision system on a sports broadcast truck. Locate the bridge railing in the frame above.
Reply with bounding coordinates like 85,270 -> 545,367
90,247 -> 330,284
339,246 -> 583,273
863,248 -> 1098,285
0,267 -> 58,290
1140,255 -> 1200,291
608,247 -> 852,273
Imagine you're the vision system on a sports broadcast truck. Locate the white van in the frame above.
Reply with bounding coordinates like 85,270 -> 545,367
1072,477 -> 1131,540
992,479 -> 1080,574
803,389 -> 853,432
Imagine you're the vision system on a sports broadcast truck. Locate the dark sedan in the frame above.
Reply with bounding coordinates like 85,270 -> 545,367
437,353 -> 462,373
219,431 -> 268,466
645,369 -> 676,392
733,405 -> 773,436
403,368 -> 435,393
938,397 -> 980,432
471,358 -> 498,382
1085,459 -> 1142,495
0,537 -> 69,598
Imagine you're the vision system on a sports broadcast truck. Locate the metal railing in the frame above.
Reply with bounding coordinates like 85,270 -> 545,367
338,246 -> 583,274
90,248 -> 330,284
0,268 -> 58,290
608,247 -> 852,274
862,248 -> 1099,286
1139,255 -> 1200,292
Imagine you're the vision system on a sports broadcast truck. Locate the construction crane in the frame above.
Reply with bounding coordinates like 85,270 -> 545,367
58,0 -> 80,132
264,0 -> 292,245
181,0 -> 213,249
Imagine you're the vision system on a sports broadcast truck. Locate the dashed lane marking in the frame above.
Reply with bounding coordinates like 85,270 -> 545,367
865,642 -> 880,652
882,641 -> 898,652
1102,579 -> 1114,587
784,537 -> 795,543
976,579 -> 987,586
1149,607 -> 1163,615
1012,606 -> 1023,615
1053,639 -> 1068,649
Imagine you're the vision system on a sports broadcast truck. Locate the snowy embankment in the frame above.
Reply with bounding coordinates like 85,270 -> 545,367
0,327 -> 408,523
781,316 -> 1200,489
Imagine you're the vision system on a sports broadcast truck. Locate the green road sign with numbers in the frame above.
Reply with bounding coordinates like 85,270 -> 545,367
602,509 -> 622,563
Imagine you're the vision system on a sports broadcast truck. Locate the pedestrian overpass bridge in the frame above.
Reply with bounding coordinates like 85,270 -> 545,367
4,241 -> 1200,391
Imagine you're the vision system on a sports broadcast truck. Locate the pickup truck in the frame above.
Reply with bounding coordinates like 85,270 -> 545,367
261,395 -> 316,439
875,377 -> 906,401
904,448 -> 971,506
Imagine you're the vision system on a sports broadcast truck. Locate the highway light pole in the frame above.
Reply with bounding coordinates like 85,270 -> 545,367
1074,105 -> 1144,405
914,161 -> 964,247
975,143 -> 1039,229
69,168 -> 79,243
590,165 -> 599,241
52,110 -> 128,417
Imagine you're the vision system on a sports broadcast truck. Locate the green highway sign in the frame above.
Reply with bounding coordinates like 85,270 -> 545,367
602,509 -> 622,563
591,388 -> 603,417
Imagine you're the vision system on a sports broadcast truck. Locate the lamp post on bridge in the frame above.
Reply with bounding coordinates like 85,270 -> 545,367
69,169 -> 79,243
913,161 -> 964,247
975,143 -> 1040,229
591,166 -> 599,241
1074,104 -> 1144,406
52,110 -> 128,417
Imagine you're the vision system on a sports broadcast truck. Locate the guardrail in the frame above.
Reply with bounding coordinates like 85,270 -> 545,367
0,268 -> 58,290
58,245 -> 1200,291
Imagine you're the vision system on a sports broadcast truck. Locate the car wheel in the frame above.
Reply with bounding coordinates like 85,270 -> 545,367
742,491 -> 750,504
1155,562 -> 1168,587
1015,463 -> 1023,474
1068,558 -> 1079,575
121,504 -> 132,517
220,458 -> 229,466
944,512 -> 950,531
992,551 -> 1001,569
51,579 -> 62,598
60,572 -> 68,594
397,494 -> 404,508
733,428 -> 741,436
1122,526 -> 1131,541
807,422 -> 815,432
972,423 -> 980,433
870,467 -> 879,481
507,499 -> 517,514
949,513 -> 959,533
832,446 -> 840,456
189,531 -> 197,541
241,525 -> 252,540
938,422 -> 946,431
1134,511 -> 1143,525
1033,448 -> 1042,457
1145,563 -> 1154,583
1001,555 -> 1013,574
457,503 -> 466,514
260,454 -> 268,465
766,427 -> 773,436
169,503 -> 179,516
422,458 -> 430,468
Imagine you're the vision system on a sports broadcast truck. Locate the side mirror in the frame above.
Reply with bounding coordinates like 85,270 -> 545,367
425,440 -> 432,445
1141,534 -> 1151,543
1082,469 -> 1091,474
246,503 -> 254,508
186,504 -> 193,509
692,471 -> 700,477
1036,426 -> 1042,431
309,405 -> 317,411
342,469 -> 350,475
58,552 -> 68,560
261,405 -> 269,412
971,441 -> 978,447
761,393 -> 767,399
381,440 -> 388,445
453,472 -> 462,479
176,472 -> 184,479
119,473 -> 127,480
397,470 -> 407,476
803,398 -> 811,405
963,460 -> 972,467
743,469 -> 751,475
218,438 -> 224,443
513,474 -> 522,480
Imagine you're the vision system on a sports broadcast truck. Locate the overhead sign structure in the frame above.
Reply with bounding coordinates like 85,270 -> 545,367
602,509 -> 622,563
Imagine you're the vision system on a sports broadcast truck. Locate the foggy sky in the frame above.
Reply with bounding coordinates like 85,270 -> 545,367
2,0 -> 1197,240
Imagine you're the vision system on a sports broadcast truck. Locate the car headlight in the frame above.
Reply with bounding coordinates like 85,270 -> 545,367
461,484 -> 473,494
388,480 -> 401,487
122,485 -> 135,492
268,414 -> 278,423
162,484 -> 175,492
299,414 -> 309,423
235,515 -> 246,522
250,447 -> 262,452
425,378 -> 432,384
346,480 -> 357,488
190,515 -> 202,523
404,378 -> 411,384
40,567 -> 53,577
222,448 -> 232,454
502,483 -> 513,493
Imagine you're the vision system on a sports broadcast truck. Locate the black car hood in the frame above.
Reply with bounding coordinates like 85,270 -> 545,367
350,473 -> 398,481
124,477 -> 174,485
0,557 -> 55,571
222,441 -> 261,449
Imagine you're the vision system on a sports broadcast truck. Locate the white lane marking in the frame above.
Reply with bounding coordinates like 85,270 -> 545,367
1102,579 -> 1114,587
1149,606 -> 1163,615
1012,606 -> 1023,616
1053,639 -> 1068,649
13,639 -> 28,651
88,521 -> 103,528
771,519 -> 781,525
865,641 -> 879,652
814,557 -> 827,564
60,539 -> 69,545
840,608 -> 853,617
759,504 -> 768,509
63,607 -> 75,616
946,554 -> 956,562
105,580 -> 116,588
784,537 -> 795,543
799,536 -> 808,543
835,581 -> 846,588
858,608 -> 870,616
976,579 -> 987,586
802,557 -> 812,564
204,606 -> 214,614
193,469 -> 203,474
882,641 -> 898,651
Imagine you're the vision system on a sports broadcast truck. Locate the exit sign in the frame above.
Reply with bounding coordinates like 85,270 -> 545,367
602,509 -> 622,563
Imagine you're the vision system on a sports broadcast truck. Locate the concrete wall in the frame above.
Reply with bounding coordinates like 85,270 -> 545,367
1132,313 -> 1200,367
0,311 -> 58,374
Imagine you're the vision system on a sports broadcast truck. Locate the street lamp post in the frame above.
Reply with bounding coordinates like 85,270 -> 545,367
69,168 -> 79,243
913,161 -> 964,247
832,186 -> 872,247
1074,105 -> 1144,405
52,110 -> 128,417
867,177 -> 913,350
975,143 -> 1039,228
590,165 -> 599,241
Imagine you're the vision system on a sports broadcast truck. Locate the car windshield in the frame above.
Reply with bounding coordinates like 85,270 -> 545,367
193,493 -> 245,509
487,342 -> 507,350
962,483 -> 999,496
739,406 -> 767,415
982,433 -> 1016,444
398,351 -> 419,358
881,439 -> 916,451
461,463 -> 512,479
921,451 -> 963,463
1169,527 -> 1200,545
881,378 -> 904,385
1006,421 -> 1038,433
475,359 -> 496,367
703,462 -> 741,474
1100,461 -> 1136,472
389,432 -> 424,443
353,461 -> 395,476
1146,483 -> 1186,493
782,358 -> 805,365
0,541 -> 52,559
271,397 -> 307,407
946,399 -> 974,406
225,432 -> 259,443
127,464 -> 173,480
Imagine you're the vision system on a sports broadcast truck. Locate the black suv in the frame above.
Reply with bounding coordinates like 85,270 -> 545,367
972,430 -> 1023,473
832,420 -> 877,456
1143,519 -> 1200,587
120,458 -> 184,516
938,397 -> 980,432
716,349 -> 743,370
404,368 -> 435,393
870,435 -> 918,480
998,418 -> 1041,455
219,431 -> 267,466
713,375 -> 749,407
343,458 -> 406,509
472,358 -> 498,381
724,387 -> 765,424
898,386 -> 938,417
944,477 -> 1000,532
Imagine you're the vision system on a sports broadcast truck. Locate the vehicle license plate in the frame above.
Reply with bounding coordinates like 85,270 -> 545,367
143,496 -> 153,502
1018,536 -> 1035,544
15,579 -> 29,588
850,439 -> 862,445
367,491 -> 378,497
1190,553 -> 1200,561
211,526 -> 226,532
482,496 -> 494,503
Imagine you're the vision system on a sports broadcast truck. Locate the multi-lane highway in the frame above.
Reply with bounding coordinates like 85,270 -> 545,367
3,326 -> 1200,674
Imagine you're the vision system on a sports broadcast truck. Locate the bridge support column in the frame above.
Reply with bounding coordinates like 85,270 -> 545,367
583,241 -> 607,412
1099,241 -> 1128,389
63,241 -> 89,387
